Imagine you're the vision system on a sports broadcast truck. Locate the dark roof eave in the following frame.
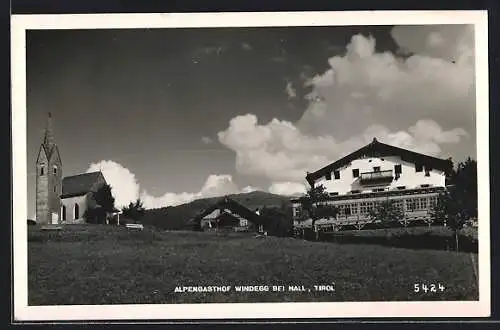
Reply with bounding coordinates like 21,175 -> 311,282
291,186 -> 446,203
61,192 -> 87,199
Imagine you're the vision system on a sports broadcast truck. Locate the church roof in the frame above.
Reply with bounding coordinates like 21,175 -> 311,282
61,171 -> 106,198
305,138 -> 453,186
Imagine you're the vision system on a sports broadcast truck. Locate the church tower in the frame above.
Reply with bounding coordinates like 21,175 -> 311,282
35,112 -> 63,224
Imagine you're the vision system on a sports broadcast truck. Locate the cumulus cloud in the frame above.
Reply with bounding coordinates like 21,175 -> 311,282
241,185 -> 260,193
268,182 -> 307,196
201,136 -> 213,144
285,81 -> 297,99
218,26 -> 475,188
391,25 -> 474,65
86,160 -> 253,210
241,42 -> 252,51
140,174 -> 241,209
299,26 -> 475,141
87,160 -> 140,208
218,114 -> 468,183
217,25 -> 474,187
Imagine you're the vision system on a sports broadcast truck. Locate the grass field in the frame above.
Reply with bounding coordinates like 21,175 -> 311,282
28,225 -> 479,305
331,226 -> 478,239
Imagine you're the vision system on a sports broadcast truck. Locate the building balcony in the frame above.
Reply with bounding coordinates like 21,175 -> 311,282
359,170 -> 394,185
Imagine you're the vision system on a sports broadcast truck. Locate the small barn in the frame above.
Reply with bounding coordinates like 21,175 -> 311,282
190,197 -> 267,234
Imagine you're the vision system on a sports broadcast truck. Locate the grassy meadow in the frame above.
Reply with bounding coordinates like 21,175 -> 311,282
28,225 -> 479,305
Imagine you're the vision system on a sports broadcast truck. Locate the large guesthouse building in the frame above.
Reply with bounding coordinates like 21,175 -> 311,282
291,138 -> 453,231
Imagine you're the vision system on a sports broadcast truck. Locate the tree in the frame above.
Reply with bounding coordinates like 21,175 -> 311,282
84,184 -> 116,224
121,198 -> 146,223
260,206 -> 293,237
300,184 -> 338,237
449,157 -> 478,217
93,184 -> 115,213
315,204 -> 340,220
368,200 -> 405,236
431,158 -> 477,251
431,188 -> 471,251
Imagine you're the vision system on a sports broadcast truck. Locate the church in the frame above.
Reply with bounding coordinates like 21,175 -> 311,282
35,112 -> 117,225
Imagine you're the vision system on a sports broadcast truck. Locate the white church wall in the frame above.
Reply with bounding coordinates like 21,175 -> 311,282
61,195 -> 87,224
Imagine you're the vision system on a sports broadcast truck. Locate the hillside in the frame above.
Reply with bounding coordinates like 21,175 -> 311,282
140,190 -> 294,230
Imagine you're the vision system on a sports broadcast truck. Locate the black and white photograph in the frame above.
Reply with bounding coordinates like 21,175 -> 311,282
12,11 -> 490,320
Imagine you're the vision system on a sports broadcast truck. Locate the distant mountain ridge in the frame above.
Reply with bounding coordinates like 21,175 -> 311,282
140,190 -> 296,230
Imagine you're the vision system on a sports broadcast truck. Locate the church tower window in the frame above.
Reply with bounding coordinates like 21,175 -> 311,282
40,166 -> 45,175
53,166 -> 57,174
74,203 -> 79,219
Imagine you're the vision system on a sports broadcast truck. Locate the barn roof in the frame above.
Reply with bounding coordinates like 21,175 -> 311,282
61,171 -> 106,198
305,138 -> 453,186
190,197 -> 266,226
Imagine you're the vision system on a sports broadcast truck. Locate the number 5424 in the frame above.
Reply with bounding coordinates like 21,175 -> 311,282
413,283 -> 445,293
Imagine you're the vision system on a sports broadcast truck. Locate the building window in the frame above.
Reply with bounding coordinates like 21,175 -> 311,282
373,188 -> 385,192
53,186 -> 56,192
293,206 -> 303,219
325,172 -> 332,181
40,167 -> 45,175
419,197 -> 428,210
415,163 -> 423,172
329,192 -> 339,196
429,196 -> 438,208
333,170 -> 340,180
393,199 -> 404,211
62,205 -> 66,221
406,199 -> 416,212
53,166 -> 57,174
74,203 -> 80,219
421,184 -> 430,188
425,166 -> 431,177
397,186 -> 406,190
373,166 -> 380,172
351,190 -> 360,194
350,203 -> 359,214
394,164 -> 402,174
352,169 -> 359,177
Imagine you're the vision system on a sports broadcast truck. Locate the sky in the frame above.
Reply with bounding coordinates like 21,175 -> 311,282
26,24 -> 476,217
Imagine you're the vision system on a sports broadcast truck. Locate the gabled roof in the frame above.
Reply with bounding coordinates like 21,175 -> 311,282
206,211 -> 242,227
36,145 -> 48,164
306,138 -> 453,186
191,197 -> 265,226
61,171 -> 106,199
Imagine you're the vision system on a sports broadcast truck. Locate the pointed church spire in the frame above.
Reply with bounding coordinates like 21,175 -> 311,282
43,112 -> 55,150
